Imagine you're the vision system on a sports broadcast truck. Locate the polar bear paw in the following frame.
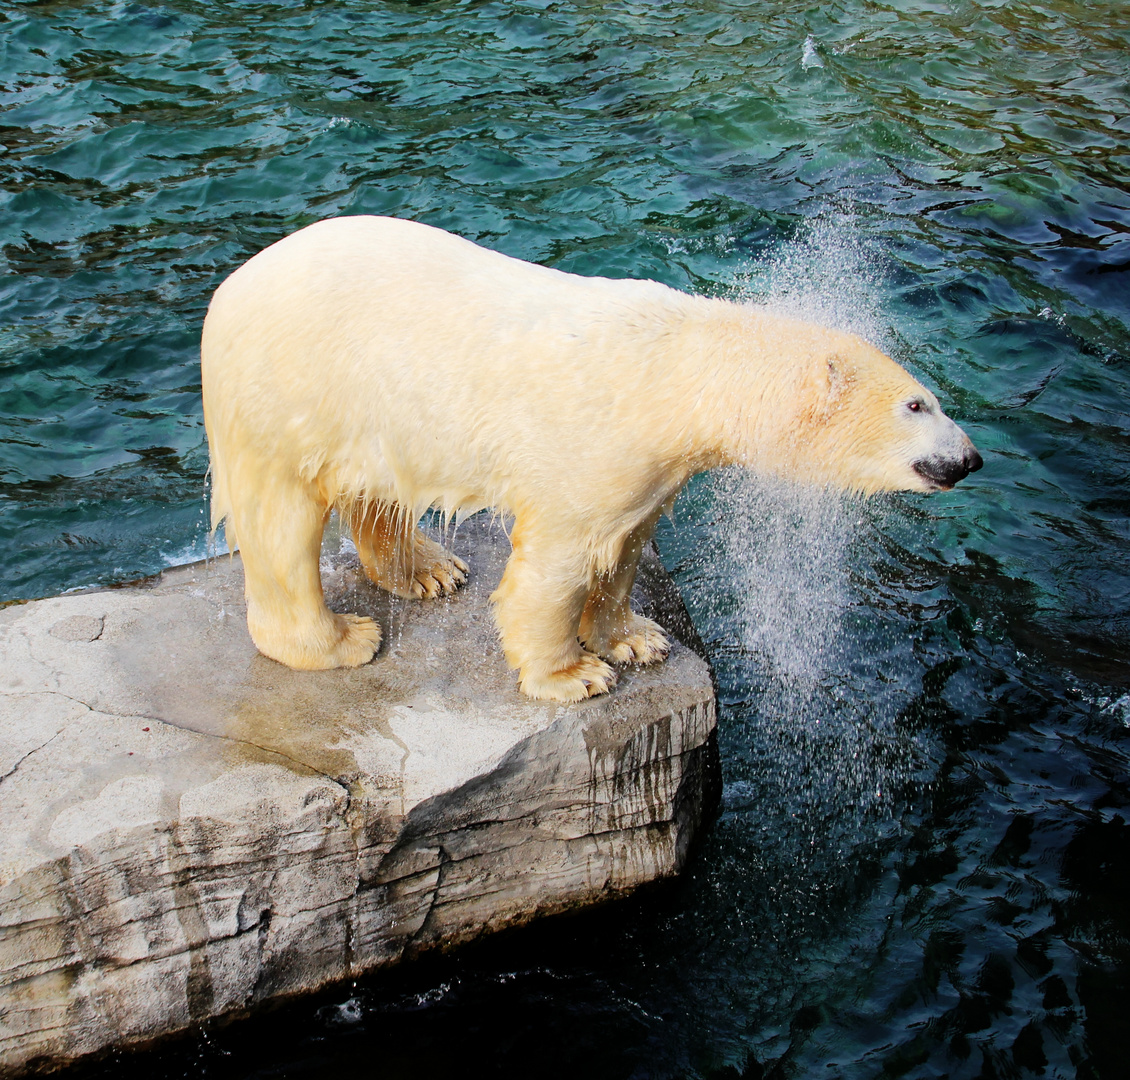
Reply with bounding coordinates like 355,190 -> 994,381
407,543 -> 469,600
518,653 -> 617,703
586,615 -> 670,666
360,531 -> 469,600
331,613 -> 382,666
251,611 -> 381,670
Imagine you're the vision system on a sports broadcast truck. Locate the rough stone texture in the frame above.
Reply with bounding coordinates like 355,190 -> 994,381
0,516 -> 717,1075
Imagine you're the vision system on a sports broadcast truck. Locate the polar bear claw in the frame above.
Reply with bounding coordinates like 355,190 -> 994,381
518,652 -> 617,703
351,507 -> 469,600
598,615 -> 670,666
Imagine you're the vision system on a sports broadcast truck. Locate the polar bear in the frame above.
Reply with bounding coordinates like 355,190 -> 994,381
201,216 -> 981,702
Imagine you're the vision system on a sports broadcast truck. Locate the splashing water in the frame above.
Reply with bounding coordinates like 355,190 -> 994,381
721,211 -> 894,668
686,218 -> 930,890
721,212 -> 896,684
733,212 -> 894,347
713,470 -> 854,685
701,469 -> 918,890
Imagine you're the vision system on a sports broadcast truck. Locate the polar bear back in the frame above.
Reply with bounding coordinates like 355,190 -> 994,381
202,216 -> 713,524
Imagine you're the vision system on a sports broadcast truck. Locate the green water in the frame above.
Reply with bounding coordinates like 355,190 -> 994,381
3,1 -> 1129,1077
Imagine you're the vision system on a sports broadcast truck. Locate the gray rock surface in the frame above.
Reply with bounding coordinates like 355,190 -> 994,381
0,515 -> 717,1075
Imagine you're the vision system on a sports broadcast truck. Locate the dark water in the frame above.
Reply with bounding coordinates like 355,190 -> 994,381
3,1 -> 1129,1076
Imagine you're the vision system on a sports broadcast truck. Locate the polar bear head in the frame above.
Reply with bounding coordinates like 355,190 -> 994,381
733,319 -> 983,495
794,334 -> 983,494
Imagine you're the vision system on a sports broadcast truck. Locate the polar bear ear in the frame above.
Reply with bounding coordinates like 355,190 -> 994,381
799,354 -> 855,427
823,354 -> 855,403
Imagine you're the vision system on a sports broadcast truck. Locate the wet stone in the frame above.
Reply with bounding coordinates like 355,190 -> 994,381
0,516 -> 717,1076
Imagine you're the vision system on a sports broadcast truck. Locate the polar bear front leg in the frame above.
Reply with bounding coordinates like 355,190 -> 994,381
350,502 -> 468,600
491,524 -> 616,703
578,525 -> 670,665
236,473 -> 381,670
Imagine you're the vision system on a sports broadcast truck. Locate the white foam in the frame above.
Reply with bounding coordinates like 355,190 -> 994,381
801,34 -> 824,70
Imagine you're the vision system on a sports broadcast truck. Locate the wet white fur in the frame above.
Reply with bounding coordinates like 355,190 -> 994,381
202,216 -> 974,701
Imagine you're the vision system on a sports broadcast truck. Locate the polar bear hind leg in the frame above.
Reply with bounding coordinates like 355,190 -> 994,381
578,521 -> 670,665
349,501 -> 469,599
233,466 -> 381,670
491,518 -> 617,703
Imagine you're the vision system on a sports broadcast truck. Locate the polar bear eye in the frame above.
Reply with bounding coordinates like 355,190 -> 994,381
907,400 -> 925,413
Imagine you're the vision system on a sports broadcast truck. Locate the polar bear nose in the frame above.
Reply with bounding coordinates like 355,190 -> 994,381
913,426 -> 984,489
913,443 -> 982,488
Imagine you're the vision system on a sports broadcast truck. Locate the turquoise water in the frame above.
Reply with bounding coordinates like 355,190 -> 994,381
3,0 -> 1129,1076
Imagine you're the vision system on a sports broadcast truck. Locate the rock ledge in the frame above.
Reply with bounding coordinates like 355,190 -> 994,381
0,517 -> 717,1075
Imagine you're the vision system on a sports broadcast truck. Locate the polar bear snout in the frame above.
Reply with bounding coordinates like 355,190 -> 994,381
912,441 -> 983,490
